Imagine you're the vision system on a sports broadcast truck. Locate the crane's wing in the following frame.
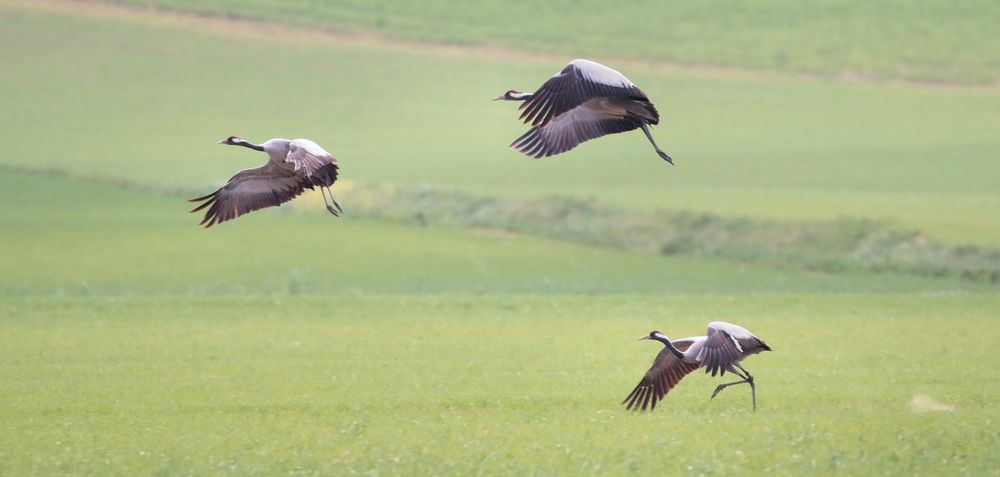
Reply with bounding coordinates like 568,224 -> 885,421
511,105 -> 641,158
188,163 -> 312,228
707,321 -> 770,355
698,325 -> 750,377
285,139 -> 337,177
519,59 -> 650,127
623,340 -> 700,411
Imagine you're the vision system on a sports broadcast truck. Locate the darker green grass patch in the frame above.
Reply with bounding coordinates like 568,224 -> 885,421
350,184 -> 1000,284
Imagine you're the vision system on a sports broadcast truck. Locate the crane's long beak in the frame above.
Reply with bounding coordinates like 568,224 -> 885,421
217,139 -> 228,144
637,335 -> 651,341
492,95 -> 505,101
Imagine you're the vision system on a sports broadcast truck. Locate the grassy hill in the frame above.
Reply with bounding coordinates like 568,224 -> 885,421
2,2 -> 998,247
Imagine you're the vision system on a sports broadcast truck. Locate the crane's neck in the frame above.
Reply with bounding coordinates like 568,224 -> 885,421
651,336 -> 685,360
235,139 -> 265,152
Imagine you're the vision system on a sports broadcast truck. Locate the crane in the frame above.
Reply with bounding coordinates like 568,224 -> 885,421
189,136 -> 342,228
494,59 -> 673,163
623,322 -> 770,411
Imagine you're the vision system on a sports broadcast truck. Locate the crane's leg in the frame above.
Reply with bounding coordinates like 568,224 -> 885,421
710,365 -> 757,411
709,370 -> 749,399
737,364 -> 757,412
319,186 -> 340,217
325,186 -> 344,215
639,120 -> 674,165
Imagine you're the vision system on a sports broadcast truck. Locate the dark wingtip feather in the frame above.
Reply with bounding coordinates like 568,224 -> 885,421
189,198 -> 216,214
188,190 -> 219,215
188,190 -> 218,202
623,382 -> 647,411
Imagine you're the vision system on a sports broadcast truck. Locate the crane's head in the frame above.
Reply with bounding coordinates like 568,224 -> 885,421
217,136 -> 244,145
493,90 -> 532,101
638,331 -> 669,341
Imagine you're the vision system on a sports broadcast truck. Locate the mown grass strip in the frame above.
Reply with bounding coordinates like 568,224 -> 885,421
95,0 -> 1000,85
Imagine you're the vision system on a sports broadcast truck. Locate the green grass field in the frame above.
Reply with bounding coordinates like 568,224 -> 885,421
1,0 -> 998,475
3,295 -> 998,475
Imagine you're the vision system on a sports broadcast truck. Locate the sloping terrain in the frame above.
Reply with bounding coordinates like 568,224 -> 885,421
2,1 -> 998,248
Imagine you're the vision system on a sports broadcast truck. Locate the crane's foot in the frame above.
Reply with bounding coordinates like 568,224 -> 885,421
325,205 -> 341,217
657,150 -> 674,165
